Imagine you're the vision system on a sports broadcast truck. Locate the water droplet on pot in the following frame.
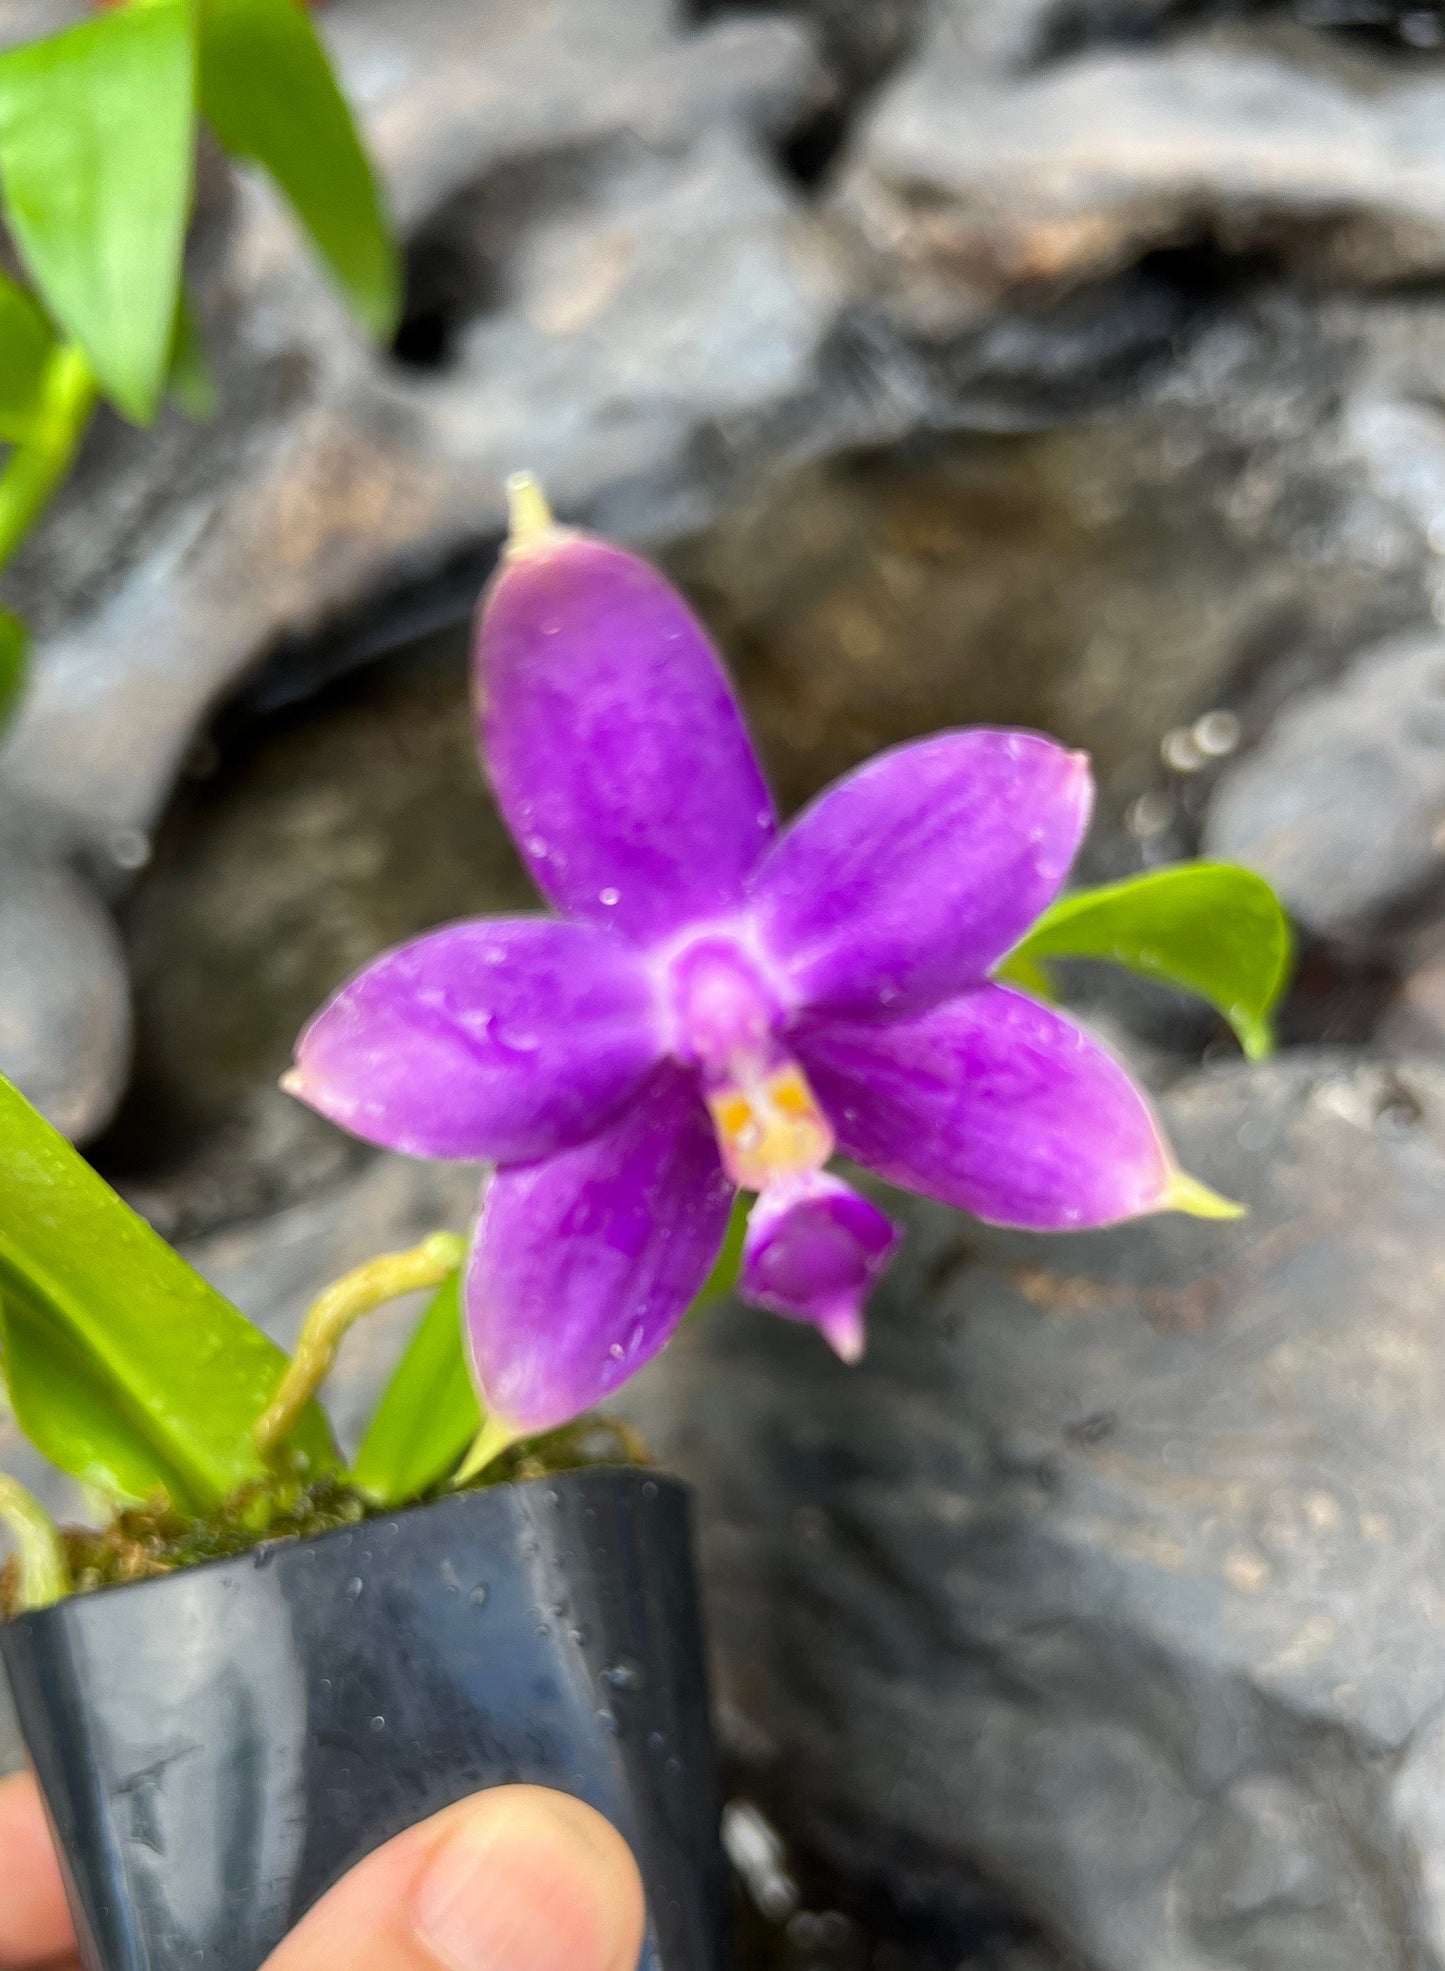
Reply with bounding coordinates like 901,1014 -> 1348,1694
440,1560 -> 462,1595
344,1577 -> 364,1602
603,1657 -> 645,1691
665,1754 -> 682,1774
568,1624 -> 592,1646
545,1489 -> 561,1508
470,1584 -> 489,1608
537,1623 -> 550,1638
641,1480 -> 659,1500
596,1707 -> 621,1735
369,1716 -> 385,1733
648,1730 -> 666,1753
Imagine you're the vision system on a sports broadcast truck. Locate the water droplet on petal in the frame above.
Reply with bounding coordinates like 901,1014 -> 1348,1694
598,886 -> 620,907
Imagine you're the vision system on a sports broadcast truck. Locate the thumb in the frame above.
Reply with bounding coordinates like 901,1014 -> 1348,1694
263,1785 -> 646,1971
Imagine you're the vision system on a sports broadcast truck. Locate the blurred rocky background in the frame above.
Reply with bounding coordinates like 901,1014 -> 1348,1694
8,0 -> 1445,1964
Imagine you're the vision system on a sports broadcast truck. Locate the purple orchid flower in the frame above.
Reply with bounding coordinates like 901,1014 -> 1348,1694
285,477 -> 1233,1448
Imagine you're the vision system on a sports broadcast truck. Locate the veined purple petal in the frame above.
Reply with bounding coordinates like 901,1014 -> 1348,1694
795,985 -> 1173,1230
465,1064 -> 734,1434
476,529 -> 776,944
286,918 -> 661,1163
739,1173 -> 900,1362
750,731 -> 1091,1017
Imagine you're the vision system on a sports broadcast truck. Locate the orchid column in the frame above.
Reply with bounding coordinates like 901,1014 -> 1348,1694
286,478 -> 1235,1461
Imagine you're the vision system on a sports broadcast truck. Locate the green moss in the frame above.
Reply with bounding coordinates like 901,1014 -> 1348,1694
1,1413 -> 649,1614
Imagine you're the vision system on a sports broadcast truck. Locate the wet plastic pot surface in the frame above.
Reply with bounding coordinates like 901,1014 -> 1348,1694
0,1467 -> 730,1971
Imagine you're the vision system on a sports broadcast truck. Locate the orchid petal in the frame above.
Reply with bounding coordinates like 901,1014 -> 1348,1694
796,985 -> 1174,1230
465,1065 -> 734,1434
751,730 -> 1091,1017
739,1173 -> 900,1362
477,529 -> 776,944
286,918 -> 661,1163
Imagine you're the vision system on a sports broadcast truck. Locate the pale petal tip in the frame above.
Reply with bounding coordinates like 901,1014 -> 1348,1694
278,1066 -> 306,1100
505,472 -> 557,555
819,1304 -> 867,1364
1163,1169 -> 1246,1221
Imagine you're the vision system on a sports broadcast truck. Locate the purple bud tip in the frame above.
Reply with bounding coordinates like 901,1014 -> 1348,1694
739,1173 -> 902,1362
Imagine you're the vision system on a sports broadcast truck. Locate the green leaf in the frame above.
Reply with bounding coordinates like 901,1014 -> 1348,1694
350,1274 -> 479,1508
168,284 -> 218,420
0,274 -> 54,444
0,1 -> 195,423
0,1072 -> 337,1509
0,607 -> 27,731
0,1296 -> 198,1507
1000,861 -> 1293,1060
198,0 -> 400,338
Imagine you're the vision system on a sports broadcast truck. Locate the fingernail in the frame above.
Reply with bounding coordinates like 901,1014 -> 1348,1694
413,1789 -> 641,1971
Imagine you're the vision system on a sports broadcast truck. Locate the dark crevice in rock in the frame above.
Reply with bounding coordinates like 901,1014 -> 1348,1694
775,97 -> 853,189
688,1 -> 925,193
387,137 -> 641,372
390,229 -> 496,370
221,539 -> 497,727
1034,0 -> 1445,60
725,1779 -> 1075,1971
1274,941 -> 1403,1047
1293,0 -> 1445,47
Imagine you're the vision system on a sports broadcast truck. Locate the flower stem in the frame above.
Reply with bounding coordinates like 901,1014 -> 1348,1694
255,1232 -> 468,1462
0,344 -> 99,576
453,1414 -> 520,1486
0,1473 -> 71,1611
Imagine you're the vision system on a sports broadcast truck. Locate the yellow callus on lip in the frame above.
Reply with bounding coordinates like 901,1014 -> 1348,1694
706,1061 -> 835,1192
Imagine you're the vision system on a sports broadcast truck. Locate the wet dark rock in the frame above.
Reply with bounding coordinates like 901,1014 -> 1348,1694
1204,629 -> 1445,945
836,6 -> 1445,336
0,0 -> 836,855
0,843 -> 131,1143
625,1054 -> 1445,1971
1381,933 -> 1445,1052
670,293 -> 1434,840
108,629 -> 529,1226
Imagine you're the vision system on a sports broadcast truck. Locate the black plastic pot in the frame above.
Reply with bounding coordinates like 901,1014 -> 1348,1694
0,1468 -> 731,1971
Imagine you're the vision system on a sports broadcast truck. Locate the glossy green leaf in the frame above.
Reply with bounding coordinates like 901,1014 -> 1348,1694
0,1296 -> 197,1507
0,607 -> 26,732
350,1274 -> 479,1507
168,285 -> 218,420
0,1 -> 195,423
1000,861 -> 1293,1060
0,1072 -> 336,1509
0,274 -> 54,444
199,0 -> 399,338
